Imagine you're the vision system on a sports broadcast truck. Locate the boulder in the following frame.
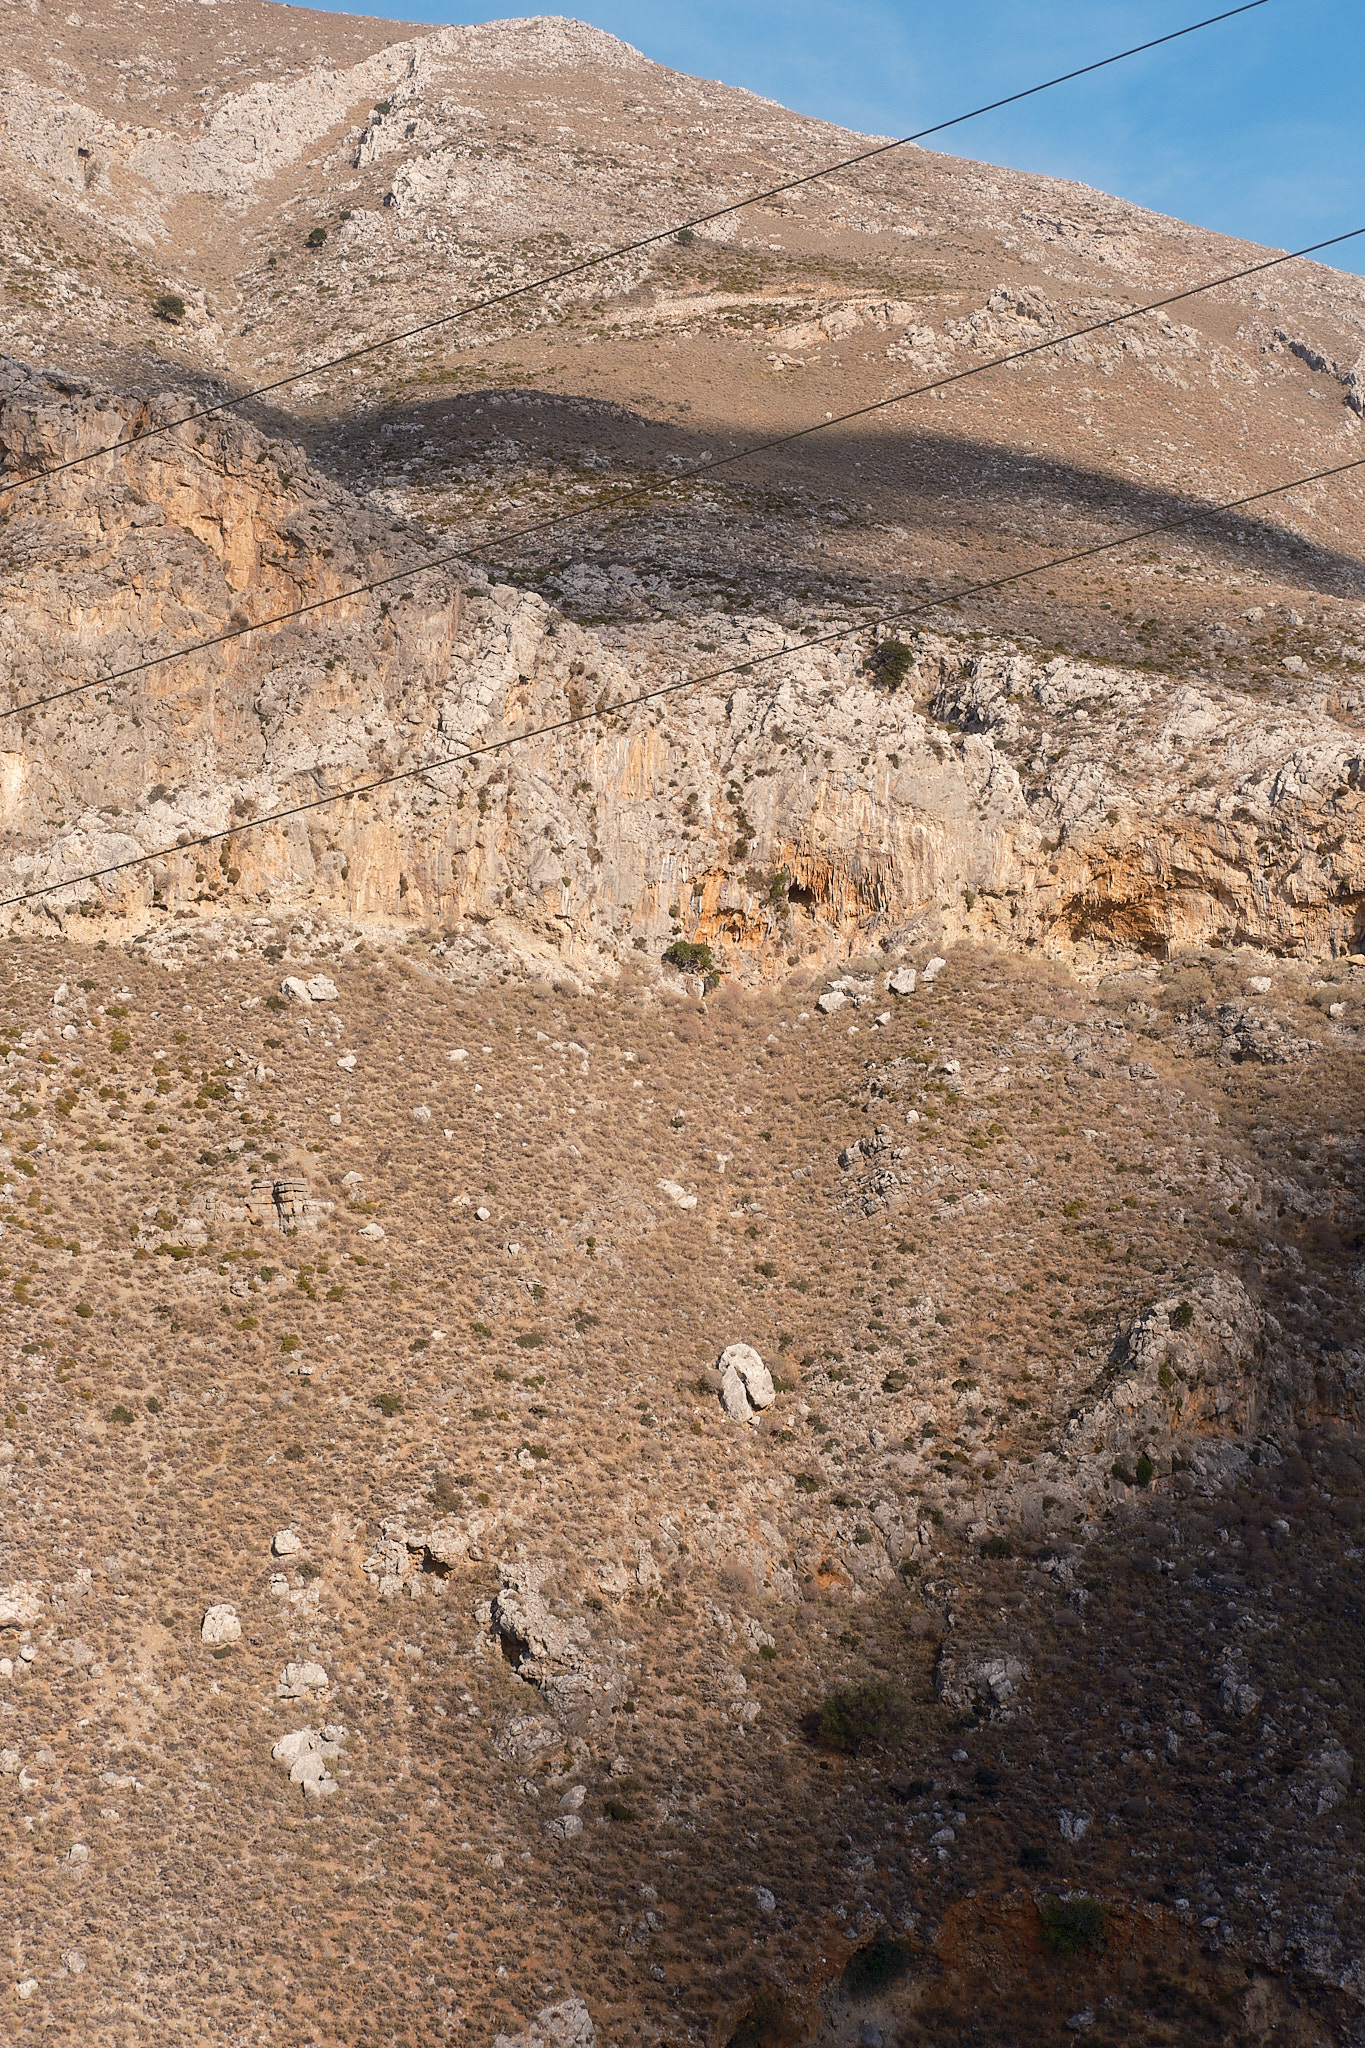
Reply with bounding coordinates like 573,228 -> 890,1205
278,1659 -> 329,1698
718,1343 -> 774,1423
200,1603 -> 241,1645
817,989 -> 848,1015
280,974 -> 338,1003
922,956 -> 946,982
272,1528 -> 302,1557
887,967 -> 917,996
0,1582 -> 43,1630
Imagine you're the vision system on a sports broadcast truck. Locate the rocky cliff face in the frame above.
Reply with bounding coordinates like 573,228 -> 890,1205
4,363 -> 1364,977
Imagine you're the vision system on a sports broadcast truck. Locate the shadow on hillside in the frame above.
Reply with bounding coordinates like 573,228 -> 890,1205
300,382 -> 1365,601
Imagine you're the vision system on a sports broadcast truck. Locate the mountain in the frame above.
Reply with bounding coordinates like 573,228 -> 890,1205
0,8 -> 1363,2047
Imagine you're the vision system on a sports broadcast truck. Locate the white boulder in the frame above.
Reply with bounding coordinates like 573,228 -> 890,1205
278,1659 -> 329,1699
816,989 -> 848,1015
272,1528 -> 302,1558
922,956 -> 946,982
887,967 -> 917,996
718,1343 -> 774,1424
200,1603 -> 241,1645
0,1582 -> 43,1631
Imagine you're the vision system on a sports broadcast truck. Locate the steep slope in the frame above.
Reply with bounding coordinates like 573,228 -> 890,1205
2,362 -> 1364,971
0,8 -> 1363,2048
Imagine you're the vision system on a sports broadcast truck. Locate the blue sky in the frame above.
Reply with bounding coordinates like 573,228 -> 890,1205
290,0 -> 1364,274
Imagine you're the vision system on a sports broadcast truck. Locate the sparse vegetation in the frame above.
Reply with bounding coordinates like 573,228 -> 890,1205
815,1679 -> 909,1754
1038,1895 -> 1109,1958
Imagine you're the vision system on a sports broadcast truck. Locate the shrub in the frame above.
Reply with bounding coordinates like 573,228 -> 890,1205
75,1301 -> 93,1319
841,1931 -> 912,2000
793,1472 -> 819,1493
980,1533 -> 1014,1559
870,638 -> 914,691
515,1332 -> 542,1349
1018,1843 -> 1049,1871
153,292 -> 185,324
1170,1300 -> 1194,1329
602,1797 -> 637,1823
1134,1451 -> 1155,1486
110,1404 -> 135,1425
430,1471 -> 462,1515
674,227 -> 694,246
372,1392 -> 402,1417
815,1679 -> 908,1755
280,1335 -> 299,1353
1111,1459 -> 1135,1485
1038,1895 -> 1108,1958
663,938 -> 716,978
307,226 -> 327,248
283,1442 -> 305,1462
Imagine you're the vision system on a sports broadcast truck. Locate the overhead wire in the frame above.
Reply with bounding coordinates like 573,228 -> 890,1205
4,224 -> 1359,727
7,444 -> 1363,914
3,1 -> 1267,496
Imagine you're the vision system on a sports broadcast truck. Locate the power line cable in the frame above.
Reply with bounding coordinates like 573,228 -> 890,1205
5,224 -> 1356,728
3,0 -> 1266,497
7,443 -> 1361,915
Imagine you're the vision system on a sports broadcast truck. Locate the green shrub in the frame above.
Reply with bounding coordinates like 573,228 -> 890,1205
674,227 -> 694,246
283,1442 -> 305,1462
1018,1843 -> 1049,1871
663,938 -> 715,978
603,1797 -> 637,1823
841,1931 -> 912,2000
75,1301 -> 93,1318
1134,1451 -> 1155,1486
1170,1300 -> 1194,1329
110,1403 -> 135,1425
372,1392 -> 402,1417
515,1332 -> 542,1349
153,292 -> 185,324
307,226 -> 327,248
870,638 -> 914,691
1111,1459 -> 1135,1485
1038,1895 -> 1108,1957
793,1472 -> 819,1493
815,1678 -> 908,1755
980,1533 -> 1014,1559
